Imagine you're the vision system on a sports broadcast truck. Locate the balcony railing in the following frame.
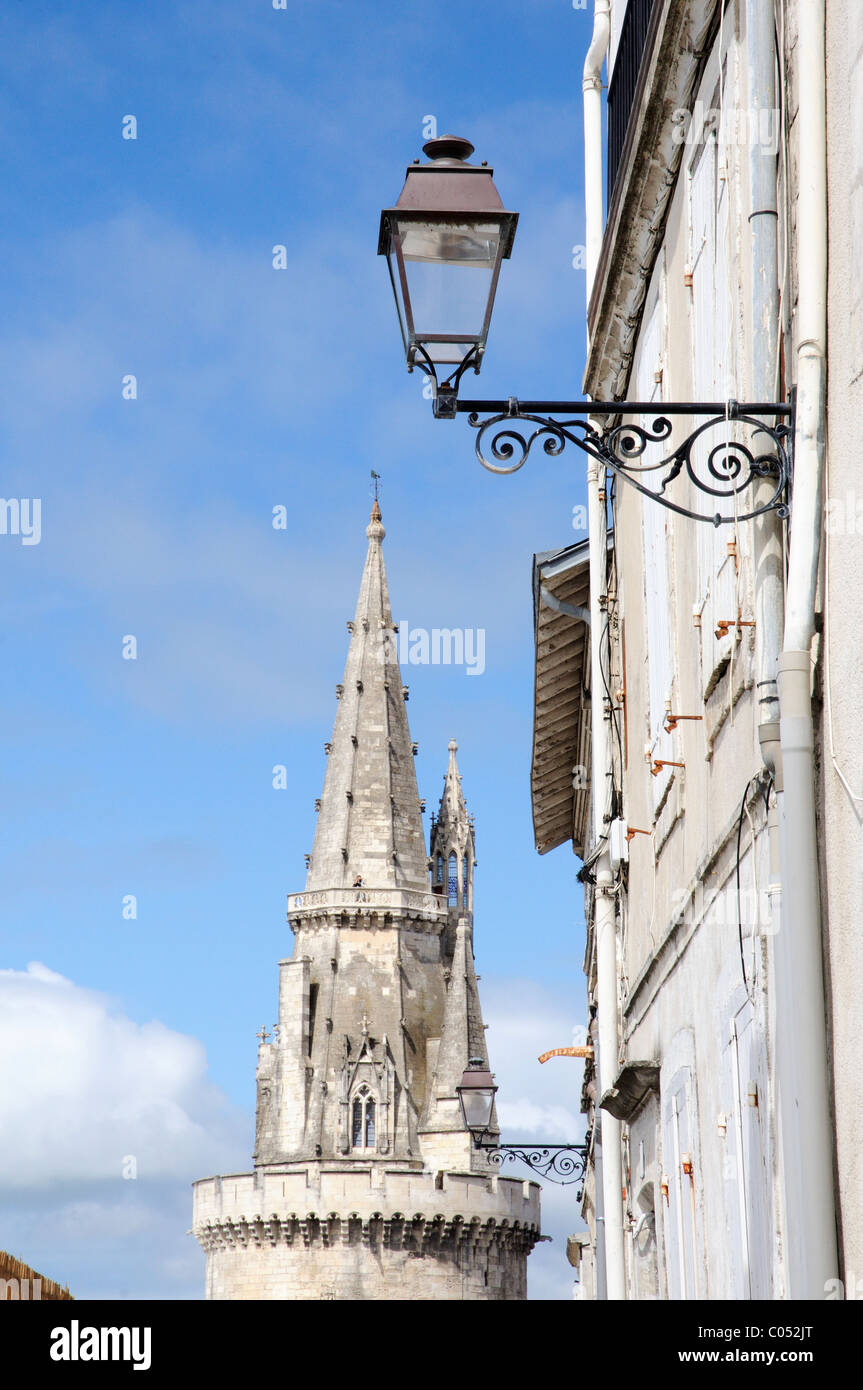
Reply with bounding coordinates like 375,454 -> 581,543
607,0 -> 657,203
287,886 -> 447,917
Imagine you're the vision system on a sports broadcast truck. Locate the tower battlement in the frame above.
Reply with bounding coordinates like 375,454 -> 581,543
193,1167 -> 539,1300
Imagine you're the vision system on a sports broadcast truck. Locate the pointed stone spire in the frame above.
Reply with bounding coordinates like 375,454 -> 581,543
306,503 -> 427,891
429,738 -> 475,918
421,741 -> 489,1152
442,738 -> 468,828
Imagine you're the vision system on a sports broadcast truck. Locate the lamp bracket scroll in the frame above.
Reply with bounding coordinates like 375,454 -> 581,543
379,136 -> 793,527
477,1142 -> 590,1187
456,1055 -> 590,1187
455,397 -> 794,527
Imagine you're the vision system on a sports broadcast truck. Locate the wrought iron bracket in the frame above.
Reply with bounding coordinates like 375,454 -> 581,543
411,344 -> 482,419
420,371 -> 794,525
473,1136 -> 589,1187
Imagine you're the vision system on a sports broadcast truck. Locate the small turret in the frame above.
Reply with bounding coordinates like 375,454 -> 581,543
429,739 -> 476,927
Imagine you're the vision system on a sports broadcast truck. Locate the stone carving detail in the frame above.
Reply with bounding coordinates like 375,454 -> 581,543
195,1212 -> 539,1259
336,1032 -> 396,1156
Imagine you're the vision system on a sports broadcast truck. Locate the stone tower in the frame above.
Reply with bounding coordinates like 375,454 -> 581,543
192,503 -> 541,1300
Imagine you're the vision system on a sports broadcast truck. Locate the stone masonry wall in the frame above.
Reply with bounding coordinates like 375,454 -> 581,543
193,1166 -> 540,1301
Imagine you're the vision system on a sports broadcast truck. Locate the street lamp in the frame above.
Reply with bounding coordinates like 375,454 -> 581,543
377,134 -> 518,420
379,137 -> 793,526
456,1057 -> 498,1138
456,1058 -> 589,1188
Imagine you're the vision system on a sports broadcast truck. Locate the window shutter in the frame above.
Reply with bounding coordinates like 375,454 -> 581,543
731,1001 -> 772,1298
636,276 -> 675,809
690,131 -> 737,693
661,1067 -> 700,1299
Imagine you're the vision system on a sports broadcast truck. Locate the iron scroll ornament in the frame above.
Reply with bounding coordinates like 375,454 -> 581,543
478,1141 -> 589,1189
460,399 -> 793,527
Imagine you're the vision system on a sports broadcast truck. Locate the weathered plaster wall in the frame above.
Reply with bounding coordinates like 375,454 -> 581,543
822,0 -> 863,1286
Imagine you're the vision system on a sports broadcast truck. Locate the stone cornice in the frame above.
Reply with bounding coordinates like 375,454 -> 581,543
287,886 -> 447,934
584,0 -> 720,399
193,1167 -> 541,1240
194,1211 -> 541,1257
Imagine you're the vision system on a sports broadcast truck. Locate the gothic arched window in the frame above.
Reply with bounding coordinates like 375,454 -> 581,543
448,852 -> 458,906
351,1084 -> 376,1151
463,855 -> 470,902
436,854 -> 443,884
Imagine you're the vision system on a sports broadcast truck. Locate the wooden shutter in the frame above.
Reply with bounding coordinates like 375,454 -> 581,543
661,1066 -> 701,1299
637,273 -> 675,810
689,120 -> 738,694
720,992 -> 774,1298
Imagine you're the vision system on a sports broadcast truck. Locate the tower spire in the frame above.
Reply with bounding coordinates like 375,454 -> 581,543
193,506 -> 541,1301
429,738 -> 475,919
305,503 -> 427,892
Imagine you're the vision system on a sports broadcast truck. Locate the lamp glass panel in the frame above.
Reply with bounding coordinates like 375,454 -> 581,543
386,244 -> 410,355
460,1086 -> 495,1130
397,218 -> 500,362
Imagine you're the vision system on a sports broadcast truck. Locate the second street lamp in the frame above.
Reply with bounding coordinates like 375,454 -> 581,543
456,1059 -> 589,1189
456,1058 -> 497,1137
379,136 -> 793,527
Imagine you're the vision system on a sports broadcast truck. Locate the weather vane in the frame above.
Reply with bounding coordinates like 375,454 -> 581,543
370,469 -> 381,505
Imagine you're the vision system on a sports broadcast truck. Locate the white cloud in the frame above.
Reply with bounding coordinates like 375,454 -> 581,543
483,977 -> 587,1140
497,1096 -> 583,1137
0,964 -> 588,1299
0,962 -> 249,1297
482,978 -> 590,1299
0,962 -> 247,1188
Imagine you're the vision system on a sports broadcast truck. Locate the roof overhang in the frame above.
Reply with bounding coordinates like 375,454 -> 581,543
530,537 -> 599,859
599,1060 -> 661,1123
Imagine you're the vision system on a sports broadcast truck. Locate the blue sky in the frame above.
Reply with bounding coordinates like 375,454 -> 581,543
0,0 -> 598,1300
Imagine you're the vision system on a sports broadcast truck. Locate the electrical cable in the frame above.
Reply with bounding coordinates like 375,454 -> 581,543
742,795 -> 759,995
735,778 -> 754,994
605,472 -> 625,801
601,608 -> 624,813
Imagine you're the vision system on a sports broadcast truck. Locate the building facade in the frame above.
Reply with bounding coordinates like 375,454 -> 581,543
193,503 -> 540,1300
531,0 -> 860,1299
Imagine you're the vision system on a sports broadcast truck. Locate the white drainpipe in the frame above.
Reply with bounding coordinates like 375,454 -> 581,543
774,0 -> 838,1297
744,0 -> 787,1293
583,0 -> 626,1302
583,0 -> 610,300
746,0 -> 784,712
